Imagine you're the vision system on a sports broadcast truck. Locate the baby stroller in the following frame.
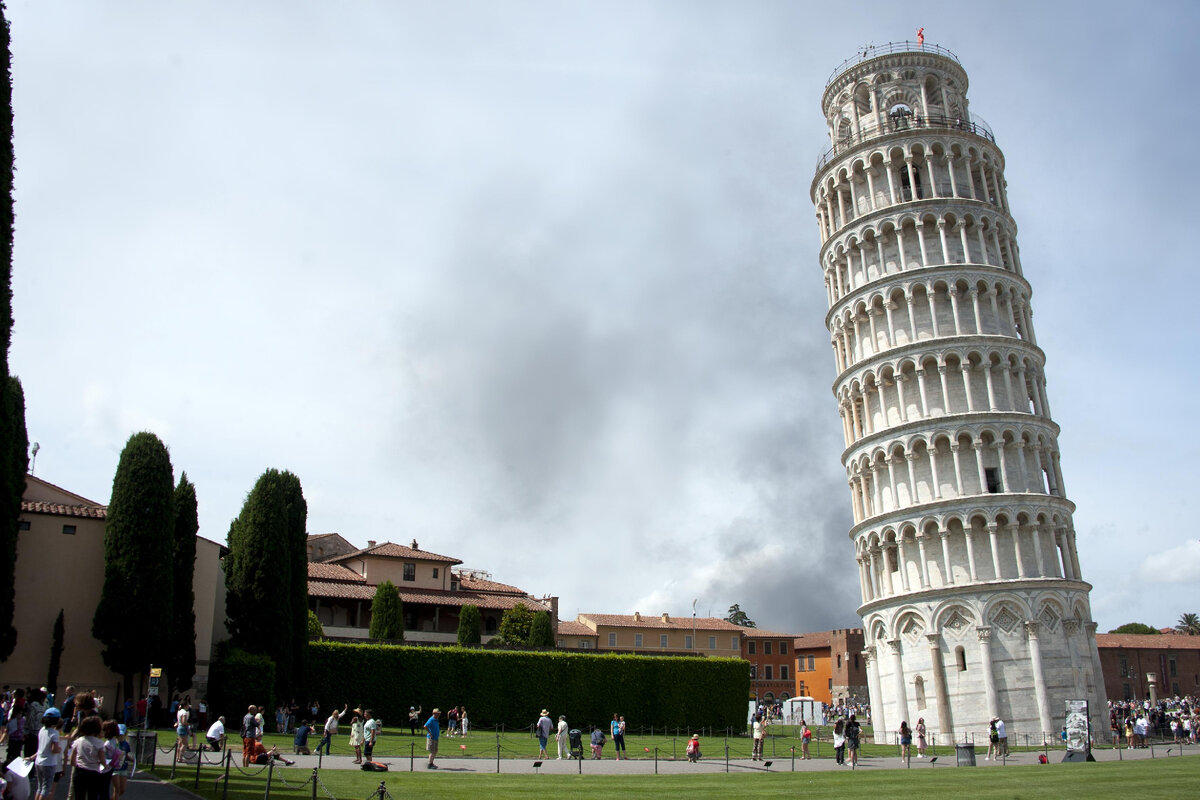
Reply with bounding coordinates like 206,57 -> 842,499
568,728 -> 583,760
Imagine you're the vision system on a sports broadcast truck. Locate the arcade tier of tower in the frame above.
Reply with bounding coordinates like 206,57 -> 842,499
811,43 -> 1107,741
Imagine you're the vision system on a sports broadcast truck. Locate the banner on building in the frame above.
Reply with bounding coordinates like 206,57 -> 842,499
1064,699 -> 1089,752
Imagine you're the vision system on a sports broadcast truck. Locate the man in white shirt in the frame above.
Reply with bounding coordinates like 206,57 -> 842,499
996,718 -> 1008,756
206,717 -> 226,751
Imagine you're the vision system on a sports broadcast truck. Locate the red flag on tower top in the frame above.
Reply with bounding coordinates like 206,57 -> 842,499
917,27 -> 925,46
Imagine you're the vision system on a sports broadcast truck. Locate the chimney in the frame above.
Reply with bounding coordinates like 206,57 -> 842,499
411,539 -> 419,550
661,612 -> 670,623
633,611 -> 641,622
367,540 -> 376,548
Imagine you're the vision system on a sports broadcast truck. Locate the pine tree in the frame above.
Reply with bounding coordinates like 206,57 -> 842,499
46,609 -> 63,695
282,472 -> 308,697
528,611 -> 555,647
167,473 -> 198,697
307,610 -> 324,641
457,604 -> 481,645
224,469 -> 307,699
368,581 -> 404,641
93,432 -> 175,700
0,5 -> 26,665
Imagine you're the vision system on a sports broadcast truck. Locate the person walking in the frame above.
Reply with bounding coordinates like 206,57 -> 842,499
898,720 -> 912,762
555,716 -> 569,760
845,714 -> 861,767
424,709 -> 441,770
801,723 -> 812,759
68,716 -> 109,800
32,707 -> 62,800
751,715 -> 764,761
535,710 -> 553,759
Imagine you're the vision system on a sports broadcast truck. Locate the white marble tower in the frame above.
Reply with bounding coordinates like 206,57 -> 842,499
810,42 -> 1108,742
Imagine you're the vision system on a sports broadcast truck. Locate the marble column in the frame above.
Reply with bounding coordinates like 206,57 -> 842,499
888,639 -> 910,733
926,632 -> 954,739
864,647 -> 887,744
1025,621 -> 1052,735
977,626 -> 1000,719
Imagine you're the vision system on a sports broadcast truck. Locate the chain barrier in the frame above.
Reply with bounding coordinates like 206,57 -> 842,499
273,771 -> 315,790
314,773 -> 339,800
231,761 -> 272,777
363,781 -> 392,800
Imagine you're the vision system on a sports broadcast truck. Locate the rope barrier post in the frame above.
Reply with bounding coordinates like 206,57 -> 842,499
790,746 -> 795,772
170,742 -> 178,779
724,743 -> 729,773
410,742 -> 414,772
672,738 -> 675,761
496,741 -> 500,774
223,751 -> 231,800
654,746 -> 658,775
263,760 -> 274,800
311,768 -> 318,800
194,746 -> 203,788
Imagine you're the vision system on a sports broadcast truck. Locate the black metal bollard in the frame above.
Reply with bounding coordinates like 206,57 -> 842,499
194,746 -> 203,788
496,742 -> 501,774
654,747 -> 658,774
410,743 -> 414,772
170,744 -> 178,780
263,760 -> 274,800
310,769 -> 318,800
724,743 -> 729,773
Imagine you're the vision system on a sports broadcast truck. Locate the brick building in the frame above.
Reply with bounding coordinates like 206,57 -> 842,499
793,628 -> 867,706
742,629 -> 796,703
1095,633 -> 1200,701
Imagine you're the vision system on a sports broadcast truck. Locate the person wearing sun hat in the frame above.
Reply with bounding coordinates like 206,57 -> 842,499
535,710 -> 553,759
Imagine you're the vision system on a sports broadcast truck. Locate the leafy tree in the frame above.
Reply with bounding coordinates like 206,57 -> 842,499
528,611 -> 555,647
1108,622 -> 1160,635
369,581 -> 404,640
498,602 -> 534,645
0,0 -> 27,667
725,604 -> 756,628
93,432 -> 176,700
224,468 -> 307,698
167,473 -> 198,698
457,604 -> 481,645
307,610 -> 324,641
46,609 -> 64,696
1176,613 -> 1200,636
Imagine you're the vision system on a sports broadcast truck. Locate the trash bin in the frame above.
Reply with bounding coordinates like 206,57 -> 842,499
956,743 -> 976,767
131,730 -> 158,770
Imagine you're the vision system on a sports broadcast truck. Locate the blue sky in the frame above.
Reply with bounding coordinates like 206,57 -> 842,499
9,1 -> 1199,634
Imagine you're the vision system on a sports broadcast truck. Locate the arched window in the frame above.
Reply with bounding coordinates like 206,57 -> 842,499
914,676 -> 927,710
955,645 -> 967,671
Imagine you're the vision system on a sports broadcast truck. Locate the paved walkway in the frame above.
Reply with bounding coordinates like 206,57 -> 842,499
123,740 -> 1200,792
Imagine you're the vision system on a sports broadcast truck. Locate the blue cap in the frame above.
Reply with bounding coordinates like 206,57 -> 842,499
43,707 -> 62,719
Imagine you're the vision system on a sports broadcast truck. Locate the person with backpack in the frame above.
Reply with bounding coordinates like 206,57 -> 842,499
844,714 -> 861,767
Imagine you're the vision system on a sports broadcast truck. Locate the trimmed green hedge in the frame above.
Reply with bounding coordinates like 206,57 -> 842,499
208,643 -> 276,722
308,641 -> 748,730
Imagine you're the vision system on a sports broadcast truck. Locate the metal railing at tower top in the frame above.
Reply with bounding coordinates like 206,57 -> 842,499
826,41 -> 962,85
814,113 -> 995,173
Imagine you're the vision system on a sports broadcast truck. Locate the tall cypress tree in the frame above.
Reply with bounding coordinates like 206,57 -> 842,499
368,581 -> 403,641
225,469 -> 306,699
93,432 -> 175,700
46,609 -> 64,696
0,0 -> 29,665
167,473 -> 198,698
281,472 -> 308,698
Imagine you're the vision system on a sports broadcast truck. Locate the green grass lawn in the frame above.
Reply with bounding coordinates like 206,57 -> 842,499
149,756 -> 1199,800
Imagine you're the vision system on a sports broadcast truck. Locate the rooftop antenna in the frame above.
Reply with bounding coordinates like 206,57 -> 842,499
30,442 -> 39,475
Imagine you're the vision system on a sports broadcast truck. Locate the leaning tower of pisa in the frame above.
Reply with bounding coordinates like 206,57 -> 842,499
811,43 -> 1108,742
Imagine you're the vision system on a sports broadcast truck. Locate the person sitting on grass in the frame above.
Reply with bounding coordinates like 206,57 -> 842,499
686,734 -> 701,762
249,741 -> 294,767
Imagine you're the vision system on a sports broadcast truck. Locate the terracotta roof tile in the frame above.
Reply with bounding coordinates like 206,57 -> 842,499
742,628 -> 798,639
792,631 -> 834,650
307,581 -> 551,613
330,541 -> 462,565
557,620 -> 597,637
1096,633 -> 1200,650
578,614 -> 748,632
457,575 -> 526,594
21,500 -> 107,519
307,562 -> 367,583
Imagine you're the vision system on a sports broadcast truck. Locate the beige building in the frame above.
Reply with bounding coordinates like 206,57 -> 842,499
0,475 -> 227,701
307,539 -> 555,643
573,613 -> 745,657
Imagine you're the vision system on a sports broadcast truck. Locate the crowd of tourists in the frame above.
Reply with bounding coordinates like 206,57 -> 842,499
0,685 -> 132,800
1109,696 -> 1199,747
